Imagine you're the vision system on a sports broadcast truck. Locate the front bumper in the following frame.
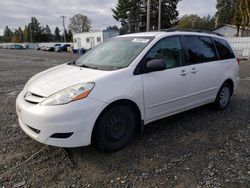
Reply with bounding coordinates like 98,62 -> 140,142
16,90 -> 106,147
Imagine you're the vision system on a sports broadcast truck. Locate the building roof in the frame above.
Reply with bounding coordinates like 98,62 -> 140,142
213,24 -> 244,31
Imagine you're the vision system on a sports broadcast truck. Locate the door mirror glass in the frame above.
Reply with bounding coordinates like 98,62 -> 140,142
146,59 -> 165,72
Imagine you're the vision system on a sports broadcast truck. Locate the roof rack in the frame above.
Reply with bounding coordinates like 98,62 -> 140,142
162,28 -> 223,37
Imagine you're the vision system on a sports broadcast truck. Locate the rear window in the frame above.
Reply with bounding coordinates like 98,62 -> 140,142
213,38 -> 235,60
185,36 -> 217,64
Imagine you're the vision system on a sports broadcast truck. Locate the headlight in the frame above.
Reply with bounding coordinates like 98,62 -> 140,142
40,83 -> 95,106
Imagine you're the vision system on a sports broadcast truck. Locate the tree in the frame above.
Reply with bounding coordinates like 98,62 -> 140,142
3,26 -> 13,42
112,0 -> 181,33
106,25 -> 119,30
177,14 -> 215,30
233,0 -> 250,36
29,17 -> 43,42
215,0 -> 236,27
11,28 -> 23,43
17,27 -> 24,42
54,27 -> 61,42
216,0 -> 250,36
43,25 -> 52,41
150,0 -> 180,30
24,25 -> 31,42
112,0 -> 138,33
69,14 -> 91,33
66,30 -> 73,42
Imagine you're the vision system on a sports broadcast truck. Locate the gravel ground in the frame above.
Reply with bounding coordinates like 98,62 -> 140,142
0,49 -> 250,188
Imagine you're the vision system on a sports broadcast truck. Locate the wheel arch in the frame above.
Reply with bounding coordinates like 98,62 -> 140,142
91,99 -> 144,143
223,79 -> 234,95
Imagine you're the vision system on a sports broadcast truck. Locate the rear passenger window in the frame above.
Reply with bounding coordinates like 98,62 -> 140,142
213,38 -> 235,60
145,36 -> 183,69
185,36 -> 217,64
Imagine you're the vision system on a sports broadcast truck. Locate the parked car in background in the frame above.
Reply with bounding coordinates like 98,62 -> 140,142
16,30 -> 240,152
45,46 -> 55,52
44,44 -> 61,52
54,44 -> 61,48
11,44 -> 24,50
40,46 -> 47,51
36,46 -> 46,50
55,44 -> 71,52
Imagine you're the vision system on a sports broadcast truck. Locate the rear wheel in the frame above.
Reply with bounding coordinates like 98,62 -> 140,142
214,82 -> 232,110
93,105 -> 136,152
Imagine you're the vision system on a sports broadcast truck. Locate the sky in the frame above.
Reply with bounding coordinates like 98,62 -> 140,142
0,0 -> 217,35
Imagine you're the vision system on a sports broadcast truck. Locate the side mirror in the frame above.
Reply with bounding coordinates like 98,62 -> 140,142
146,59 -> 165,72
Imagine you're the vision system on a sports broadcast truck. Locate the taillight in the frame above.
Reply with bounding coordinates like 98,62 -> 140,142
237,58 -> 240,65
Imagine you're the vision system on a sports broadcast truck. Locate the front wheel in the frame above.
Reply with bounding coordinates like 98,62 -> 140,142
93,105 -> 136,152
214,82 -> 232,110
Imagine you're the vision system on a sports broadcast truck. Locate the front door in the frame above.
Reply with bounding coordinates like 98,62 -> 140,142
142,36 -> 190,122
90,37 -> 95,48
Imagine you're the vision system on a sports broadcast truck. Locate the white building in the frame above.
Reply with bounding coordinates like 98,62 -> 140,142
73,30 -> 120,50
213,24 -> 250,38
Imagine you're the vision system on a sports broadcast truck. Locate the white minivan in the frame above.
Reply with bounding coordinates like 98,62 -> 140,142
16,31 -> 240,152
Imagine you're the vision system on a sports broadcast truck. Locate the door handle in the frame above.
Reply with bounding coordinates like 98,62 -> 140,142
190,68 -> 198,74
180,70 -> 188,76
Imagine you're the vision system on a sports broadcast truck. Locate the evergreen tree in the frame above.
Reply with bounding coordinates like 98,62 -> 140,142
112,0 -> 143,33
29,17 -> 43,42
54,27 -> 61,42
11,28 -> 23,43
66,30 -> 73,42
150,0 -> 180,30
112,0 -> 181,33
23,25 -> 31,42
43,25 -> 52,41
3,26 -> 13,42
106,25 -> 119,30
18,27 -> 24,42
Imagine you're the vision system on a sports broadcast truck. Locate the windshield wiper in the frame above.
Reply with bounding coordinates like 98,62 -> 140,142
79,64 -> 98,70
68,61 -> 76,65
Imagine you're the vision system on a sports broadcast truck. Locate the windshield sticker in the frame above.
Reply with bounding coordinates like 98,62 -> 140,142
132,38 -> 150,43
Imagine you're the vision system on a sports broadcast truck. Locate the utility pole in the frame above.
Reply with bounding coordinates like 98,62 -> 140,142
158,0 -> 162,30
61,16 -> 66,42
126,11 -> 131,33
146,0 -> 151,32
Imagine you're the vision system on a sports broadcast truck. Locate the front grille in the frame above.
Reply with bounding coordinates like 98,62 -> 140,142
24,91 -> 45,104
50,133 -> 73,139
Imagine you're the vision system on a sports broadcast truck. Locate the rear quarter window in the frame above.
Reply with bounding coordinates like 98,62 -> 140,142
213,38 -> 235,60
185,36 -> 217,64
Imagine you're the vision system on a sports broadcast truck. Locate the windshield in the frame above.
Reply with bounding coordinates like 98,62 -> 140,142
75,37 -> 153,71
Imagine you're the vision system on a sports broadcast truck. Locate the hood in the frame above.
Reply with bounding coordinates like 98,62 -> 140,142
26,64 -> 109,97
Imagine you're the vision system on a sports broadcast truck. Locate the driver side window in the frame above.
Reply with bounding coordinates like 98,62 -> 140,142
145,36 -> 183,69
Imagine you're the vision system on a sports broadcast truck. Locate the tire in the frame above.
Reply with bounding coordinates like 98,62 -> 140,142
214,82 -> 232,110
93,105 -> 136,152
